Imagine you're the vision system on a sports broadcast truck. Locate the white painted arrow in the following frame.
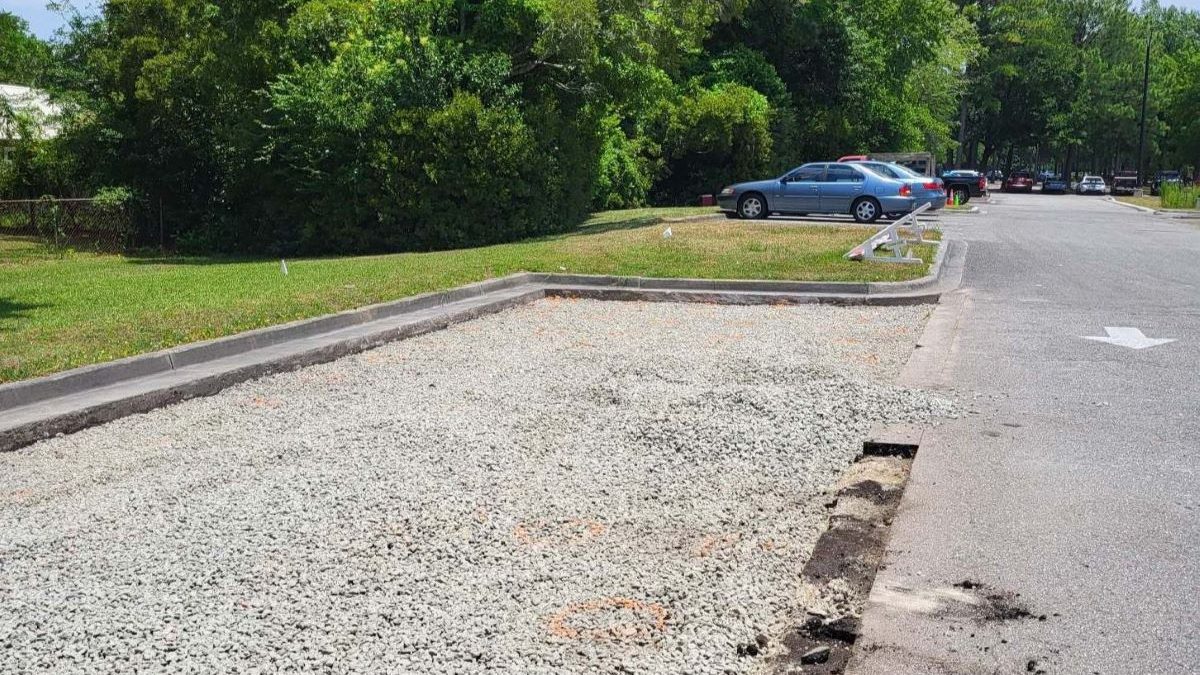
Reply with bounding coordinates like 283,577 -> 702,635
1081,327 -> 1176,350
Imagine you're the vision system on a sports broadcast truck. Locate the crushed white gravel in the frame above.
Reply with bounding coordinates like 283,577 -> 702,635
0,298 -> 955,674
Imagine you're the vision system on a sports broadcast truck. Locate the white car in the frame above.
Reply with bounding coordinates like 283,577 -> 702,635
1077,175 -> 1107,195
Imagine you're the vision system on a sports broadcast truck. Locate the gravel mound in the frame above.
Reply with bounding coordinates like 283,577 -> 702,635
0,299 -> 955,673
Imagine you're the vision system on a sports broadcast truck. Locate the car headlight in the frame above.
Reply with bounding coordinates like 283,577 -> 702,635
719,187 -> 735,197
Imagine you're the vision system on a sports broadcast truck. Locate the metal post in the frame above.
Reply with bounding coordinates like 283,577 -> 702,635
1136,32 -> 1151,186
956,98 -> 968,168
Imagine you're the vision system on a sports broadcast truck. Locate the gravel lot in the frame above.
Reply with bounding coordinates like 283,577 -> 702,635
0,299 -> 954,674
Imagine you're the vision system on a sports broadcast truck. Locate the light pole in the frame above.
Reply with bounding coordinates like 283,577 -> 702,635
1136,32 -> 1151,186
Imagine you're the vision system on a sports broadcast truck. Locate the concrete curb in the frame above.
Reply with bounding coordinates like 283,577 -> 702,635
1,239 -> 963,452
1105,197 -> 1156,213
0,273 -> 539,412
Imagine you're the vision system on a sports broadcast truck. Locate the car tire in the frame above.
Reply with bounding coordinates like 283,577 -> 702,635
851,197 -> 881,224
737,193 -> 768,220
952,187 -> 970,204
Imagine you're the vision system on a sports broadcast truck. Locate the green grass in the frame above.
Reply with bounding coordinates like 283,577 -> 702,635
1118,188 -> 1199,211
1161,184 -> 1199,210
0,207 -> 936,383
1116,195 -> 1162,210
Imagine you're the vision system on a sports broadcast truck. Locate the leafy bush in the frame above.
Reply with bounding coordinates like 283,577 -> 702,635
651,83 -> 773,204
592,115 -> 655,211
92,186 -> 135,209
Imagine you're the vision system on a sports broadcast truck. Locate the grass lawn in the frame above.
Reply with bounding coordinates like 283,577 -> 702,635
0,207 -> 937,383
1116,195 -> 1161,210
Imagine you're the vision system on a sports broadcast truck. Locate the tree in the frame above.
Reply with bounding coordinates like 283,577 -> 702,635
0,12 -> 50,86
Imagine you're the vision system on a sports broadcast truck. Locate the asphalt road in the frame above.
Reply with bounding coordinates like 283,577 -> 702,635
850,194 -> 1200,674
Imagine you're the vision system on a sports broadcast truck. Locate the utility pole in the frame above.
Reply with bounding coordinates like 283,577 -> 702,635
1136,32 -> 1151,186
957,98 -> 968,169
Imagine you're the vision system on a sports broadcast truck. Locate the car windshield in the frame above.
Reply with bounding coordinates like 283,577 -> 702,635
1012,172 -> 1031,178
1084,177 -> 1102,183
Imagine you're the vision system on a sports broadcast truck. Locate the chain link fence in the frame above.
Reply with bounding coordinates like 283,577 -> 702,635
0,197 -> 134,251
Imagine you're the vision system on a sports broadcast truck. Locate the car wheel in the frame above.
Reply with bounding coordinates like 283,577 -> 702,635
851,197 -> 881,224
738,193 -> 767,220
952,187 -> 970,204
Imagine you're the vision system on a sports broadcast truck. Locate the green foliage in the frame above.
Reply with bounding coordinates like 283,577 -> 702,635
653,83 -> 773,203
1160,183 -> 1199,210
92,186 -> 135,208
13,0 -> 1195,253
592,115 -> 655,211
0,12 -> 50,85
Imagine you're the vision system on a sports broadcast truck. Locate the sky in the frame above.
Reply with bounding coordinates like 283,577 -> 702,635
1,0 -> 97,39
3,0 -> 1200,39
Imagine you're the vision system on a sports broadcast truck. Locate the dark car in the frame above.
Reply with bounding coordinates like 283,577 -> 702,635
1111,173 -> 1138,196
1003,170 -> 1035,193
1042,175 -> 1069,194
1152,170 -> 1182,196
986,169 -> 1005,182
939,170 -> 988,204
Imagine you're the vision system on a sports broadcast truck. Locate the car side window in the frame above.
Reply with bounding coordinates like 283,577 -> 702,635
825,165 -> 864,183
870,164 -> 899,178
789,165 -> 825,182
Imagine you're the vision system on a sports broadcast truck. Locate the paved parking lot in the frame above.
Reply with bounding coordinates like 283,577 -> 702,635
0,299 -> 953,674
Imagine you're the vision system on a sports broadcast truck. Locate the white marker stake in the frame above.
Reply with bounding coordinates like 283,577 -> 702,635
281,259 -> 289,276
1082,327 -> 1175,350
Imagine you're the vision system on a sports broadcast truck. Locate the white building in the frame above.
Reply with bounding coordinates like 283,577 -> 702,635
1,84 -> 61,162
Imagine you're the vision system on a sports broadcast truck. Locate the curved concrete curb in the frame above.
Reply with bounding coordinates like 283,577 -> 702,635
1106,197 -> 1156,213
0,239 -> 963,452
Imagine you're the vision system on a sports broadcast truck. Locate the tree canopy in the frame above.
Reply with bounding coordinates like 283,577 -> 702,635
1,0 -> 1197,253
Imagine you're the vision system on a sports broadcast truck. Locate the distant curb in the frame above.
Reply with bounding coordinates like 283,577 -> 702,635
0,239 -> 963,452
1106,197 -> 1156,213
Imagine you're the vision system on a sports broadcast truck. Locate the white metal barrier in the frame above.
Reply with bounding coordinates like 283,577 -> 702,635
843,203 -> 934,264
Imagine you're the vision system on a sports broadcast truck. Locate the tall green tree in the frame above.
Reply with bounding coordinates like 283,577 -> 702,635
0,12 -> 50,86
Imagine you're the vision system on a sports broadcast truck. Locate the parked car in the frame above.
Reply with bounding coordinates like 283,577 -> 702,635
1111,172 -> 1138,196
939,169 -> 988,204
1003,170 -> 1035,193
842,160 -> 947,215
986,169 -> 1005,182
717,162 -> 942,223
1076,175 -> 1107,195
1151,170 -> 1182,196
1042,175 -> 1070,194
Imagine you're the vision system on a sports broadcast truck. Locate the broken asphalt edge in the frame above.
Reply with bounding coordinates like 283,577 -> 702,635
0,239 -> 964,452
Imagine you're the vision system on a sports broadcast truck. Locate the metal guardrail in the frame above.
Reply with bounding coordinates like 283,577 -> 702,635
0,197 -> 133,251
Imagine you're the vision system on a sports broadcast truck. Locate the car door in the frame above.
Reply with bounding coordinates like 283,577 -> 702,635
776,165 -> 824,213
818,164 -> 867,213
